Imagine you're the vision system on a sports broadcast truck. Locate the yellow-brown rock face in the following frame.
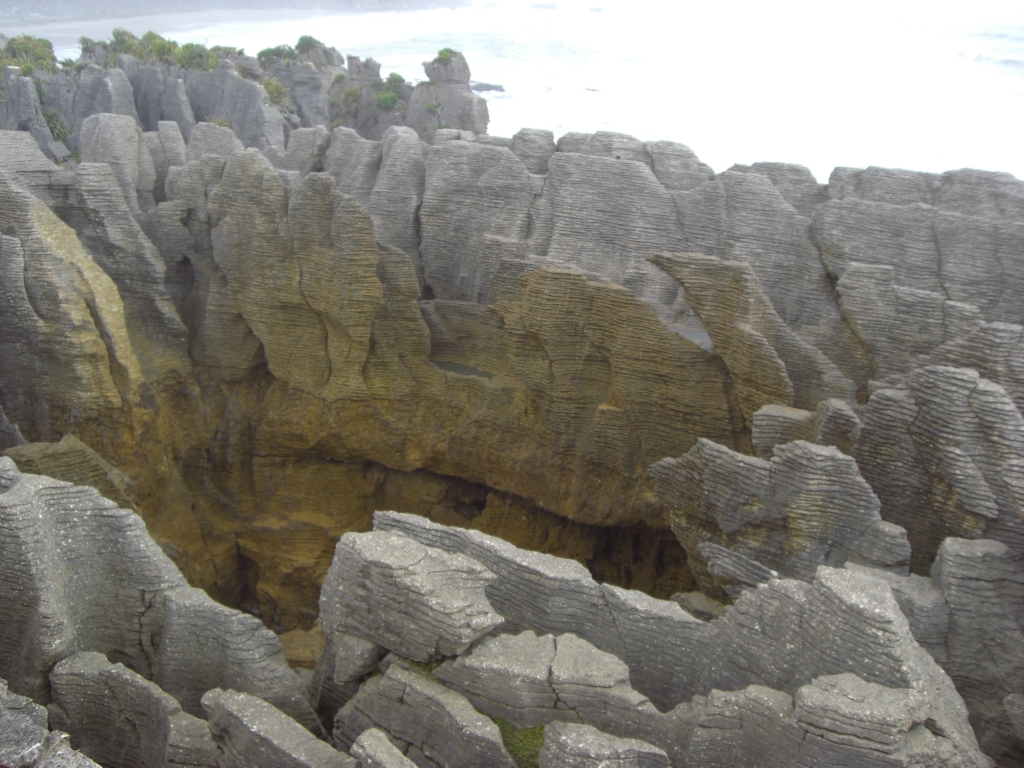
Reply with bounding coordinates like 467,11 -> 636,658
1,149 -> 731,629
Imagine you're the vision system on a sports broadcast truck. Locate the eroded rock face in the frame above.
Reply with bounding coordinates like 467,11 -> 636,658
48,652 -> 218,768
319,530 -> 503,662
202,688 -> 353,768
3,61 -> 1024,763
538,721 -> 670,768
335,664 -> 516,768
0,459 -> 315,731
325,518 -> 991,767
855,366 -> 1024,570
651,438 -> 908,591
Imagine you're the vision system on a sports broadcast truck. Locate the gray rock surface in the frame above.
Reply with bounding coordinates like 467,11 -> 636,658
509,128 -> 556,175
184,59 -> 285,149
320,530 -> 503,662
855,366 -> 1024,570
334,663 -> 516,767
420,140 -> 534,301
373,513 -> 982,768
814,194 -> 1024,327
70,65 -> 138,151
323,127 -> 382,207
729,161 -> 827,218
0,676 -> 100,768
185,121 -> 245,163
0,463 -> 315,732
153,584 -> 319,730
650,438 -> 908,591
369,127 -> 426,286
931,538 -> 1024,763
752,399 -> 861,458
538,721 -> 669,768
652,252 -> 854,422
202,688 -> 354,768
79,112 -> 157,213
268,125 -> 332,174
48,651 -> 217,768
351,728 -> 417,768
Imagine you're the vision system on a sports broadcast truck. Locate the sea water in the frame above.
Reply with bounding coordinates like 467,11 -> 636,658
14,0 -> 1024,181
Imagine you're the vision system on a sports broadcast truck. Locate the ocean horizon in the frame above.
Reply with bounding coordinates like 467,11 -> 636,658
5,0 -> 1023,182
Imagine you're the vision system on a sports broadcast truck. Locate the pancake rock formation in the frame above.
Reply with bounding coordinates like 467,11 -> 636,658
1,28 -> 1024,768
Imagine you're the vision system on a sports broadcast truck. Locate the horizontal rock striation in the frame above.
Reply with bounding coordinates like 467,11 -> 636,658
2,34 -> 1024,765
0,457 -> 316,731
316,517 -> 990,767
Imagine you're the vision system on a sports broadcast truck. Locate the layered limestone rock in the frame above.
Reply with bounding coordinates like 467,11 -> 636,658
649,438 -> 909,592
538,721 -> 670,768
651,252 -> 854,425
319,530 -> 503,662
335,664 -> 516,767
855,366 -> 1024,570
4,61 -> 1024,763
813,187 -> 1024,328
351,728 -> 418,768
201,688 -> 353,768
326,518 -> 990,767
48,652 -> 218,768
0,674 -> 100,768
846,536 -> 1024,764
0,458 -> 316,731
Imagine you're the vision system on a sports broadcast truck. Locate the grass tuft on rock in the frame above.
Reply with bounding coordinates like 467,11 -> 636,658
263,77 -> 288,107
494,717 -> 544,768
295,35 -> 323,54
437,47 -> 460,63
1,35 -> 57,75
86,29 -> 229,71
257,44 -> 295,68
375,90 -> 399,109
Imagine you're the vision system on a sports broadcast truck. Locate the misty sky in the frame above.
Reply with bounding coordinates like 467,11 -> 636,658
5,0 -> 1023,180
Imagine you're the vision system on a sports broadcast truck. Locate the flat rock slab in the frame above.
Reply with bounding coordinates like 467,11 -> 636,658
202,688 -> 355,768
335,663 -> 516,768
538,721 -> 669,768
351,728 -> 418,768
320,530 -> 503,662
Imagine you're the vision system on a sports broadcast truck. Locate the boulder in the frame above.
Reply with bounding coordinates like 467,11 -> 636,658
855,366 -> 1024,570
334,664 -> 516,767
48,651 -> 218,768
351,728 -> 417,768
319,530 -> 502,662
650,438 -> 907,590
538,721 -> 669,768
202,688 -> 354,768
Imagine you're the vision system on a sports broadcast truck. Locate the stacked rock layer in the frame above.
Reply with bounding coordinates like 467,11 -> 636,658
1,38 -> 1023,767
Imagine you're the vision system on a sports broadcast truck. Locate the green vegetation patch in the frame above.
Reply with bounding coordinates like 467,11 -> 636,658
43,110 -> 67,140
257,44 -> 295,68
437,47 -> 461,63
212,117 -> 231,128
426,102 -> 440,114
87,29 -> 225,71
263,77 -> 288,107
332,72 -> 346,86
1,35 -> 57,76
494,718 -> 544,768
342,86 -> 362,110
295,35 -> 323,54
375,90 -> 399,109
